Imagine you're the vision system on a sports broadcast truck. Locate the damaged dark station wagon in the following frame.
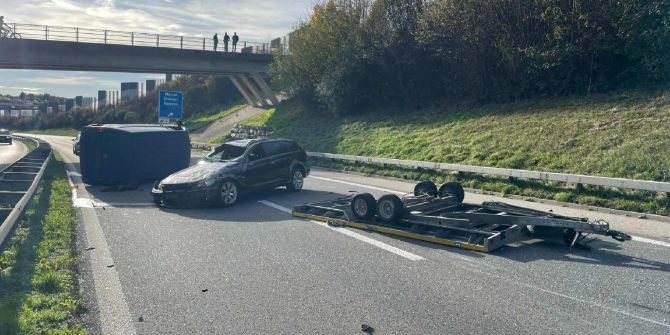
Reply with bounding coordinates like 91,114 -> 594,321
152,138 -> 310,207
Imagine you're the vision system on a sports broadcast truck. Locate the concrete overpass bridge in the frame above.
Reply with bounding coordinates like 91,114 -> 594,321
0,23 -> 280,107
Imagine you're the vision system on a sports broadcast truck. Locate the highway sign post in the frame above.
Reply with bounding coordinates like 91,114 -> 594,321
158,90 -> 183,124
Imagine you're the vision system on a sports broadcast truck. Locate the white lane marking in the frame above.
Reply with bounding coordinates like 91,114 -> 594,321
309,175 -> 405,195
631,236 -> 670,248
258,200 -> 424,261
313,175 -> 670,250
64,164 -> 137,335
475,265 -> 669,329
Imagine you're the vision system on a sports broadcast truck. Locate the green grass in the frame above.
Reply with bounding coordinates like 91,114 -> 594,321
245,89 -> 670,215
25,128 -> 80,137
183,104 -> 247,132
0,153 -> 85,335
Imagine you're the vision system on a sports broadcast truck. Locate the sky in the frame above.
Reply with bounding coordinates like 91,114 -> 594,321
0,0 -> 314,98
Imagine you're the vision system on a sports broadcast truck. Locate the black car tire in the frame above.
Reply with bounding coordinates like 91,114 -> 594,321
219,180 -> 239,206
413,181 -> 438,197
351,193 -> 376,220
376,194 -> 405,223
286,167 -> 304,192
438,182 -> 465,202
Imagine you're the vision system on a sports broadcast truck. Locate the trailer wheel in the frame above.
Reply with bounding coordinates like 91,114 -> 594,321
414,181 -> 438,197
438,182 -> 465,202
351,193 -> 376,220
376,194 -> 405,223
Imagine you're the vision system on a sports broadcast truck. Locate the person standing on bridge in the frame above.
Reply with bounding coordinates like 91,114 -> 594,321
223,32 -> 230,52
232,32 -> 239,52
213,33 -> 219,51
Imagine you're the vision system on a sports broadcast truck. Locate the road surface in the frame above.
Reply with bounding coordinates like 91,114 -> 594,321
0,139 -> 28,170
34,134 -> 670,335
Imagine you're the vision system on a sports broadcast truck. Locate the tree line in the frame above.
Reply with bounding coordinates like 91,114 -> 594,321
271,0 -> 670,115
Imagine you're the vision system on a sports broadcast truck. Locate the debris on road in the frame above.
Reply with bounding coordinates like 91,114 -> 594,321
361,324 -> 375,334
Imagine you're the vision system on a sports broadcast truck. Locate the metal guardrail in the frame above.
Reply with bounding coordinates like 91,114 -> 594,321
307,152 -> 670,195
1,22 -> 277,55
185,143 -> 669,202
0,136 -> 52,247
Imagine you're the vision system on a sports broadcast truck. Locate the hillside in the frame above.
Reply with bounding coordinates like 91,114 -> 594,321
245,89 -> 670,214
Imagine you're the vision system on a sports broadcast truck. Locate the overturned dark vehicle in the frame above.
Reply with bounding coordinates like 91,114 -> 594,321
152,138 -> 310,207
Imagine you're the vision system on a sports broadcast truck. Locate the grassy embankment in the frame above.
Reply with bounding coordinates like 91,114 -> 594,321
183,103 -> 247,132
244,90 -> 670,215
0,153 -> 85,334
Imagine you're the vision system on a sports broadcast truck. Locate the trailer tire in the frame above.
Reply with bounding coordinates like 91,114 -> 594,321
376,194 -> 405,223
438,182 -> 465,202
351,193 -> 376,220
414,181 -> 438,197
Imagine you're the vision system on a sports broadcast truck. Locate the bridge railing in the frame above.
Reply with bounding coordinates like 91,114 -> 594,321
2,22 -> 277,55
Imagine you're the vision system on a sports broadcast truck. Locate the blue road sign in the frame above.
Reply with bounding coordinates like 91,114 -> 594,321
158,90 -> 183,124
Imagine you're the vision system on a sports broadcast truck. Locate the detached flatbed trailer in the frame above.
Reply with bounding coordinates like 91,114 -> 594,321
292,181 -> 631,253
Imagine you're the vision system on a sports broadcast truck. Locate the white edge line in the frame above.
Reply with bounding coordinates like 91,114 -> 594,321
312,175 -> 670,249
631,236 -> 670,248
258,200 -> 424,261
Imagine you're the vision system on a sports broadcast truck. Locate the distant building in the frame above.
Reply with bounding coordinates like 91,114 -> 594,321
58,104 -> 66,113
98,90 -> 107,109
48,102 -> 59,113
66,99 -> 75,112
75,96 -> 83,107
82,97 -> 95,109
145,80 -> 157,93
11,110 -> 20,117
121,82 -> 139,103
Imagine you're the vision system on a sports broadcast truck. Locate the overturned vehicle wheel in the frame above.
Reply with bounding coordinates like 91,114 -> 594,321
438,182 -> 465,203
376,194 -> 405,223
351,193 -> 376,220
414,181 -> 438,197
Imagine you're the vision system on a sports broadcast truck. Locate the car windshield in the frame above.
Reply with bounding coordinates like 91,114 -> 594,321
204,144 -> 246,161
0,130 -> 10,135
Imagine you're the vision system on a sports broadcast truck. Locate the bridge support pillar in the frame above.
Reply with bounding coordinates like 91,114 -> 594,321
238,74 -> 270,107
229,75 -> 261,107
250,73 -> 279,106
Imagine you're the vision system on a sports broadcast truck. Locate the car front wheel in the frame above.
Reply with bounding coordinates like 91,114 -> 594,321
286,168 -> 304,192
220,180 -> 238,206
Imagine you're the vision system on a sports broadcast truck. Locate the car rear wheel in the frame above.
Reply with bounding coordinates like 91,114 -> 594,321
286,168 -> 304,192
220,180 -> 238,206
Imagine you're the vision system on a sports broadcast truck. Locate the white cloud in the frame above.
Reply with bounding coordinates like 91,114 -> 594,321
22,76 -> 118,87
0,85 -> 43,92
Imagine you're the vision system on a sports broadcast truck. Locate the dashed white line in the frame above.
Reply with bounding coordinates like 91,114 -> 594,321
258,200 -> 425,261
309,175 -> 405,195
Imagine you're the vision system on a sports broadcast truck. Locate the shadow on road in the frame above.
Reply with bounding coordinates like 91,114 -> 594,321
494,239 -> 670,273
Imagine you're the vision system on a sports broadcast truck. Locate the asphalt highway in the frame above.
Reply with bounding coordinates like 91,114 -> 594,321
0,138 -> 27,170
34,134 -> 670,335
